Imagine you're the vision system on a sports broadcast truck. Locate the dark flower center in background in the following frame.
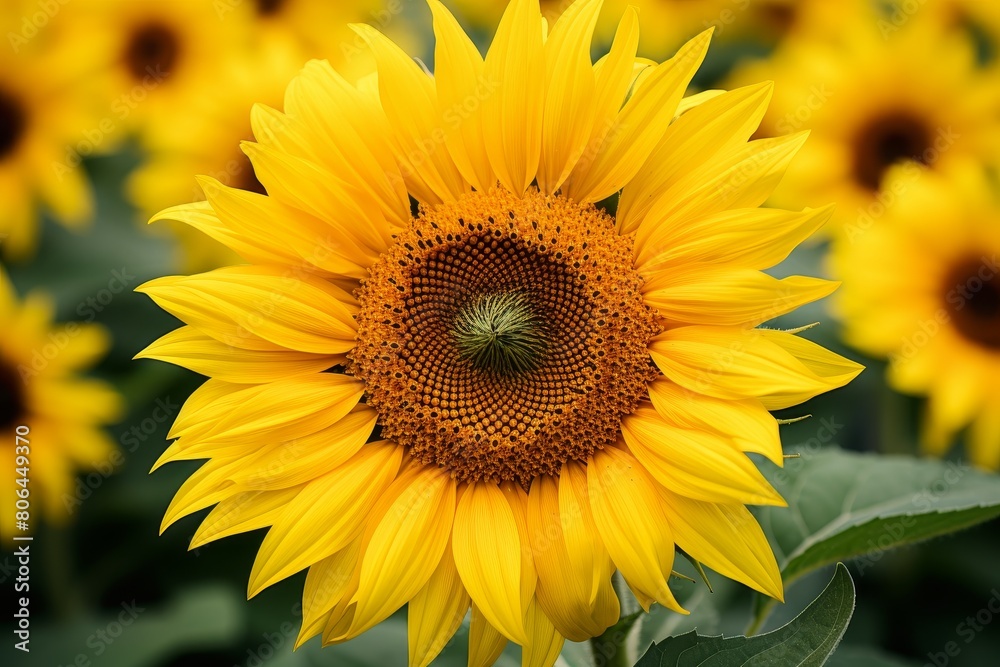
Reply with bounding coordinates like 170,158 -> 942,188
853,111 -> 932,191
255,0 -> 286,16
944,256 -> 1000,350
353,188 -> 659,485
0,88 -> 27,159
125,22 -> 180,81
0,358 -> 26,431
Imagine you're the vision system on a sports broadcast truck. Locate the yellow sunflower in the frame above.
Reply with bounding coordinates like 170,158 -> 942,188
0,14 -> 96,260
0,270 -> 122,542
60,0 -> 253,140
728,5 -> 1000,238
226,0 -> 410,81
138,1 -> 861,664
127,39 -> 307,272
833,165 -> 1000,470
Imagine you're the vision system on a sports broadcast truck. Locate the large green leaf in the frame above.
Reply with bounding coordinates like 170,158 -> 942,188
751,449 -> 1000,625
635,563 -> 854,666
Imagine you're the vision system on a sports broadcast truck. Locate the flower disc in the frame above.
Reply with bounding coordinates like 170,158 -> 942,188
353,187 -> 660,484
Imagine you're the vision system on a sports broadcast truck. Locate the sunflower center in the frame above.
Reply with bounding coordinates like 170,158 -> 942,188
853,111 -> 932,190
0,87 -> 27,159
943,256 -> 1000,349
452,291 -> 547,376
352,188 -> 659,484
0,358 -> 25,431
125,22 -> 180,81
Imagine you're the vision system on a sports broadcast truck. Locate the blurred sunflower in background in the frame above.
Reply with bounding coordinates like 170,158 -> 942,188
137,0 -> 861,664
833,165 -> 1000,470
61,0 -> 254,143
127,39 -> 307,272
0,270 -> 122,541
0,12 -> 96,260
729,4 -> 1000,238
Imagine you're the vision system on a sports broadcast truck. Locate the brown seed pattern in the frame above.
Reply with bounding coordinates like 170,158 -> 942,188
352,188 -> 660,484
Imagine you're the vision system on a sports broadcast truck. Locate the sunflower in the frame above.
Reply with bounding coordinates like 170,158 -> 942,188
127,39 -> 307,272
0,270 -> 122,542
61,0 -> 252,140
138,1 -> 861,664
728,5 -> 1000,238
0,14 -> 96,260
833,165 -> 1000,470
228,0 -> 409,81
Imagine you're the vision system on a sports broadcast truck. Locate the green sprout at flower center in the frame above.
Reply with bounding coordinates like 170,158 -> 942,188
452,291 -> 547,376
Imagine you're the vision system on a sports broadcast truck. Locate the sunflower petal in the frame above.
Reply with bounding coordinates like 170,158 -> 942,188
248,443 -> 403,597
522,599 -> 564,667
621,408 -> 784,506
408,543 -> 470,667
481,0 -> 545,194
538,0 -> 601,193
190,487 -> 300,549
352,23 -> 469,204
469,604 -> 508,667
566,29 -> 712,203
660,489 -> 783,600
349,467 -> 457,637
453,482 -> 528,644
642,266 -> 839,327
297,540 -> 363,649
618,82 -> 773,234
587,447 -> 685,613
635,205 -> 834,270
649,326 -> 863,410
647,379 -> 782,464
428,0 -> 494,191
138,266 -> 358,354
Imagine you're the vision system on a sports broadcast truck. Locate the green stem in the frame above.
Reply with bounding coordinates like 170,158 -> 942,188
590,623 -> 633,667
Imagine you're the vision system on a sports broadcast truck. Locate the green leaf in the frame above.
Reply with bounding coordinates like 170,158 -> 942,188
751,448 -> 1000,625
635,563 -> 854,667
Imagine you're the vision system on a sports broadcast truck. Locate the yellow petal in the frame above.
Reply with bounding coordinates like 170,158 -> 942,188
135,327 -> 343,384
348,467 -> 457,637
285,61 -> 410,225
647,379 -> 782,465
469,604 -> 508,667
241,142 -> 392,255
659,489 -> 783,600
527,472 -> 617,641
189,374 -> 365,449
297,539 -> 363,649
522,598 -> 564,667
481,0 -> 545,194
587,447 -> 685,613
138,266 -> 358,354
428,0 -> 494,191
453,482 -> 528,644
190,487 -> 300,549
634,132 -> 809,251
642,266 -> 839,327
566,30 -> 712,203
227,406 -> 378,490
352,23 -> 469,204
648,326 -> 863,410
408,544 -> 471,667
618,82 -> 773,234
248,443 -> 403,597
586,7 -> 639,163
538,0 -> 601,193
635,205 -> 834,271
621,408 -> 784,506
